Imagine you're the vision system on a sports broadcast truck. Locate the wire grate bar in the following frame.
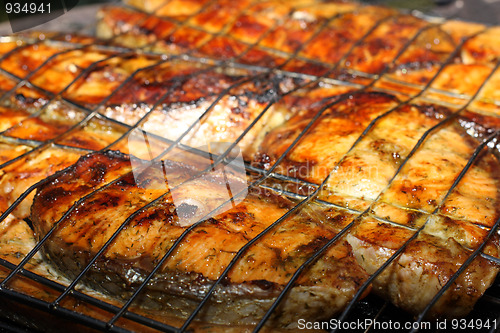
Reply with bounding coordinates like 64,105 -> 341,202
36,66 -> 284,313
331,62 -> 500,329
2,32 -> 489,118
251,31 -> 497,332
119,0 -> 221,56
408,134 -> 500,331
104,92 -> 355,329
0,257 -> 180,332
0,51 -> 128,171
96,17 -> 414,317
0,287 -> 133,333
0,61 -> 256,249
414,224 -> 500,332
414,221 -> 500,332
0,32 -> 66,64
365,301 -> 388,333
0,3 -> 499,332
102,1 -> 490,99
482,253 -> 500,265
157,34 -> 426,327
3,125 -> 496,244
0,24 -> 476,284
0,54 -> 181,287
0,34 -> 477,108
106,15 -> 484,330
181,1 -> 282,60
39,13 -> 405,323
0,43 -> 95,106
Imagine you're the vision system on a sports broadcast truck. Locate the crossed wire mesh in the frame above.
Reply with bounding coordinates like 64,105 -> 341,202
0,0 -> 499,332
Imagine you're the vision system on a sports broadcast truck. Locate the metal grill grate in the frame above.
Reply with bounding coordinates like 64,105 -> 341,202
0,0 -> 499,332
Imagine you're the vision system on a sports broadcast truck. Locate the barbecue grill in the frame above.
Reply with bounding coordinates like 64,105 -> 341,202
0,0 -> 499,332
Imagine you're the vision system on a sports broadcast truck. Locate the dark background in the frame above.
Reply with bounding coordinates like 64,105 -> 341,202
363,0 -> 500,25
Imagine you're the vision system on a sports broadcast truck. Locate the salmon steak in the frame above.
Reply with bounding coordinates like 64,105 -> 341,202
0,0 -> 499,330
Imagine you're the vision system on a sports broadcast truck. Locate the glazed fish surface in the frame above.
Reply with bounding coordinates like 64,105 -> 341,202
30,150 -> 370,327
0,0 -> 499,330
97,0 -> 500,114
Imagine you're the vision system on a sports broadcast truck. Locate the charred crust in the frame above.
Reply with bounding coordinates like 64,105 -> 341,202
224,211 -> 247,224
133,210 -> 160,227
296,236 -> 330,254
79,150 -> 130,164
114,173 -> 138,188
252,152 -> 273,169
249,279 -> 278,291
458,110 -> 500,147
34,150 -> 132,200
324,91 -> 400,118
415,103 -> 451,120
405,211 -> 422,228
88,162 -> 107,184
97,194 -> 121,208
400,181 -> 424,200
325,212 -> 349,226
37,187 -> 72,205
285,160 -> 316,179
206,217 -> 220,225
15,93 -> 39,106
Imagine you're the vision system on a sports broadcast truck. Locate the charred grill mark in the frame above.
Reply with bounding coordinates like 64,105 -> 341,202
37,187 -> 72,205
224,211 -> 247,225
417,103 -> 451,120
15,93 -> 40,106
250,279 -> 278,291
252,152 -> 274,169
295,236 -> 330,255
89,162 -> 107,184
458,110 -> 500,145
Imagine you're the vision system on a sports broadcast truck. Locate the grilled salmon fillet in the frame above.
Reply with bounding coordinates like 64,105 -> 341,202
96,1 -> 500,116
0,0 -> 500,330
28,91 -> 500,325
30,150 -> 370,327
